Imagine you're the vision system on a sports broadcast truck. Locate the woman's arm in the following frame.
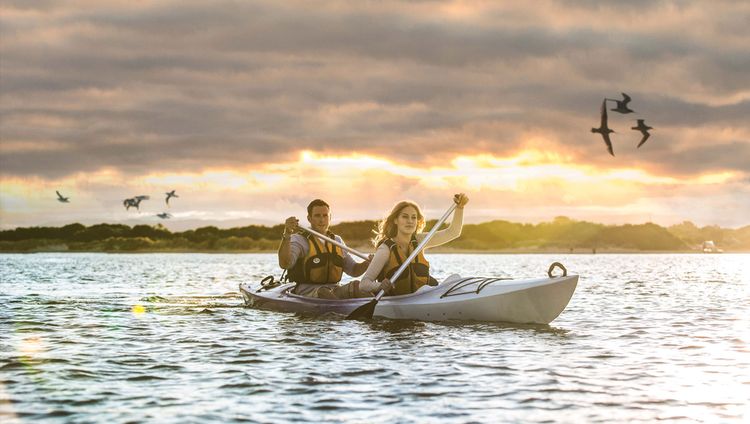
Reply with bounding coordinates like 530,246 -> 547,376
417,206 -> 464,249
358,244 -> 390,293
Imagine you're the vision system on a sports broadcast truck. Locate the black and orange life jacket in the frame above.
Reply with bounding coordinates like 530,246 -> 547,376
377,236 -> 431,295
289,232 -> 345,284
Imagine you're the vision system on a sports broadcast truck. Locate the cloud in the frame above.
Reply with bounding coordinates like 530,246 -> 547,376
1,1 -> 749,228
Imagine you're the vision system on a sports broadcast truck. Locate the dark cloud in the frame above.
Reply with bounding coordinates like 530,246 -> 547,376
642,141 -> 750,175
1,0 -> 60,10
1,1 -> 749,179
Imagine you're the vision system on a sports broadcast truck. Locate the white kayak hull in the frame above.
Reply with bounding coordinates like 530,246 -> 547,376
240,273 -> 578,325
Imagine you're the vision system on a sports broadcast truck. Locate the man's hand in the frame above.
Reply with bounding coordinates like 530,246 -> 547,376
284,216 -> 299,235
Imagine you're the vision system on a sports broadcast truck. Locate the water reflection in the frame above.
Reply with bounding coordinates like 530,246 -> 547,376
1,253 -> 748,423
363,319 -> 428,334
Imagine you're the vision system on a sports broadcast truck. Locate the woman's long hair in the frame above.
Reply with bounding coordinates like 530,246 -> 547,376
372,200 -> 425,247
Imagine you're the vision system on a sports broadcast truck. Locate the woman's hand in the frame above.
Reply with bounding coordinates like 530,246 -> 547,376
453,193 -> 469,208
378,278 -> 394,294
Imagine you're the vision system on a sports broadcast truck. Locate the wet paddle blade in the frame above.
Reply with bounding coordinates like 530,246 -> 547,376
346,298 -> 378,320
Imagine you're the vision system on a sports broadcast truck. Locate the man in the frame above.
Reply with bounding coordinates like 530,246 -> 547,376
278,199 -> 370,298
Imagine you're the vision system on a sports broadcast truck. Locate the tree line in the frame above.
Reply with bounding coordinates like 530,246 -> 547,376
1,217 -> 748,252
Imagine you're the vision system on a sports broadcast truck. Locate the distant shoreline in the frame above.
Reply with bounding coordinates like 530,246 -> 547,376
2,218 -> 747,253
1,248 -> 747,254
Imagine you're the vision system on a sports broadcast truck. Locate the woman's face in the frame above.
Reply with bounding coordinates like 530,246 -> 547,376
394,206 -> 419,236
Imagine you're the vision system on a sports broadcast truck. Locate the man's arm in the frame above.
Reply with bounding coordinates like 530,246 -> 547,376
338,236 -> 371,277
278,216 -> 299,269
278,238 -> 294,269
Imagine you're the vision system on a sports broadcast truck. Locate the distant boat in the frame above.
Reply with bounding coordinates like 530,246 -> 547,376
702,240 -> 723,253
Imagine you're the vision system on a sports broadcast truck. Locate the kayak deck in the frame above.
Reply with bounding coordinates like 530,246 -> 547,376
239,272 -> 578,324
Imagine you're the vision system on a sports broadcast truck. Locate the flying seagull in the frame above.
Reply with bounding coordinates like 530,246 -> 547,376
123,198 -> 136,210
591,99 -> 615,156
56,191 -> 70,203
124,195 -> 150,211
632,119 -> 653,148
123,197 -> 145,211
156,212 -> 172,219
165,190 -> 178,206
606,92 -> 635,114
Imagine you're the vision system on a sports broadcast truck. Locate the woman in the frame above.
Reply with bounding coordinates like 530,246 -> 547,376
358,193 -> 469,296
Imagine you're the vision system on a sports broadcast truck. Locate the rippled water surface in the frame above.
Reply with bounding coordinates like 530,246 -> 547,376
1,253 -> 749,423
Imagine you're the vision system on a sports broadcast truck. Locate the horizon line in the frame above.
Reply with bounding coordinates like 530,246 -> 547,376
2,217 -> 749,232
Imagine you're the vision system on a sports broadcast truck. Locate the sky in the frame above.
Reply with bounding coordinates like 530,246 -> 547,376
1,0 -> 749,230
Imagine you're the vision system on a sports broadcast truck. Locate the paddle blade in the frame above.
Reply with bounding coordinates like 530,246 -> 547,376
346,298 -> 378,320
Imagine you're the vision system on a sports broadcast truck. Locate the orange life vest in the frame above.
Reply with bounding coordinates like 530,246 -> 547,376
289,232 -> 345,284
377,236 -> 431,295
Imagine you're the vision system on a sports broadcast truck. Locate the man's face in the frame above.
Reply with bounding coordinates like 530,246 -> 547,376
308,205 -> 331,233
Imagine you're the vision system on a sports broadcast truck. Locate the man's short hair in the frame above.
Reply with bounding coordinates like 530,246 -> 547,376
307,199 -> 330,216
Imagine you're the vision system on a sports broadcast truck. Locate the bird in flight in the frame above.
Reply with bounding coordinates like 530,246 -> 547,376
123,196 -> 147,211
591,99 -> 615,156
631,119 -> 653,148
156,212 -> 172,219
123,198 -> 137,210
165,190 -> 178,206
56,191 -> 70,203
606,92 -> 635,114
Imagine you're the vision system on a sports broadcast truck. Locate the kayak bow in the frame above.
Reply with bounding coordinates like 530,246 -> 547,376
240,269 -> 578,324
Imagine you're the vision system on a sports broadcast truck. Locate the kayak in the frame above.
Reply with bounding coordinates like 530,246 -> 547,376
239,263 -> 578,324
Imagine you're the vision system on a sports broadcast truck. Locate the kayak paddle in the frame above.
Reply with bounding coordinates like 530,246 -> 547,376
299,227 -> 370,261
346,200 -> 459,320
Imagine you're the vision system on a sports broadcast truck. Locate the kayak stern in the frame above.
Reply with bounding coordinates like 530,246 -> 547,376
240,273 -> 578,325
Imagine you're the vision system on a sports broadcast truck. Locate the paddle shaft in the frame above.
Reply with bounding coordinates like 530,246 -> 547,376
300,227 -> 370,261
373,202 -> 459,301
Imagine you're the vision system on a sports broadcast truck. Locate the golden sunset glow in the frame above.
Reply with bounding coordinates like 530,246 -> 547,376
2,149 -> 739,197
18,336 -> 44,359
2,148 -> 744,228
1,4 -> 749,423
1,0 -> 748,230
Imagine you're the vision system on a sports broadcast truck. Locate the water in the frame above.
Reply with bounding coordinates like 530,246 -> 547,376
1,253 -> 748,423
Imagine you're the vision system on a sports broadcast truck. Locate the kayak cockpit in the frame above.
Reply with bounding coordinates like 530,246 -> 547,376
240,262 -> 578,324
